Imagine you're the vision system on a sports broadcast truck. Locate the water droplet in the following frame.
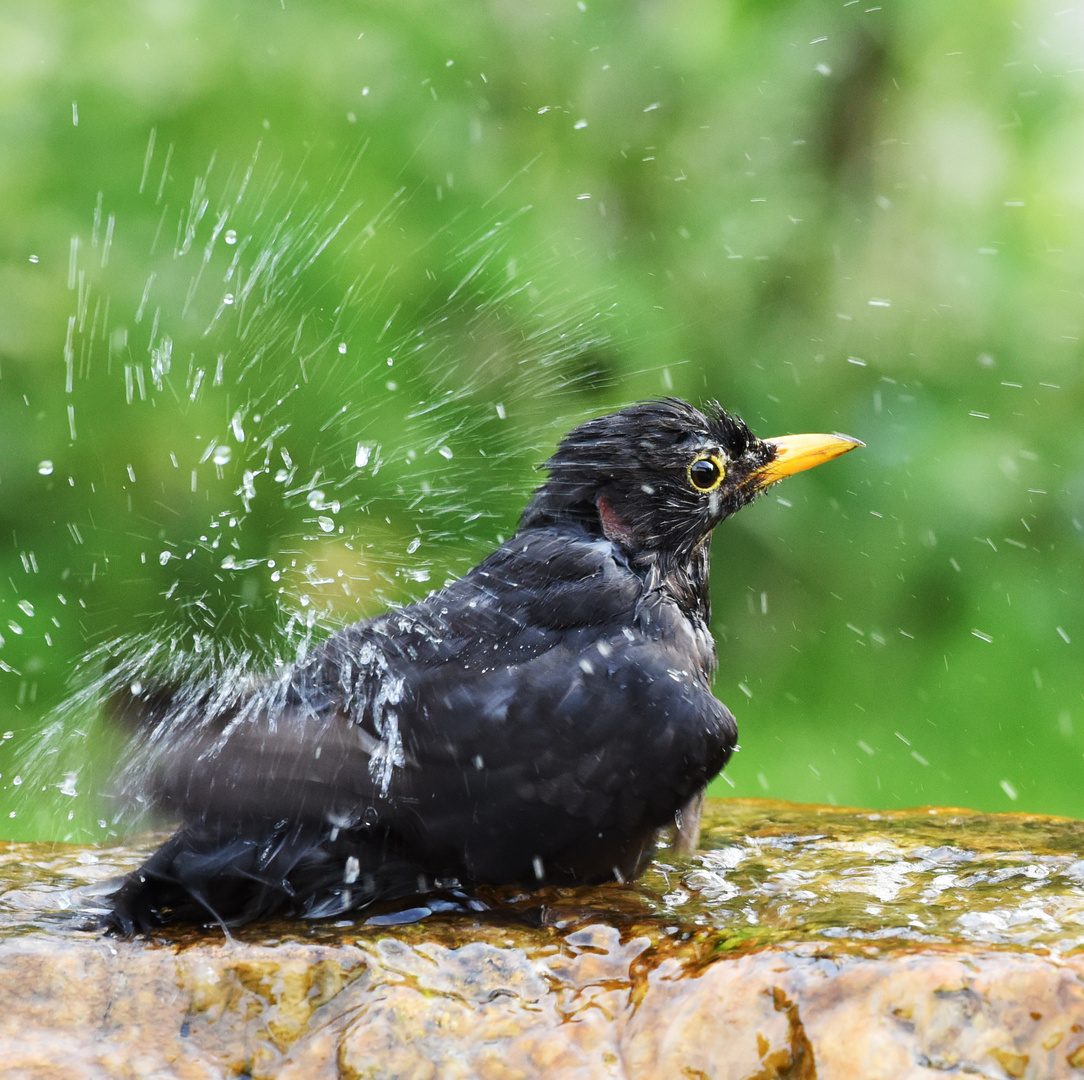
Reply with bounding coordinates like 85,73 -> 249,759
8,623 -> 23,636
212,445 -> 232,466
231,412 -> 246,442
220,555 -> 261,570
406,538 -> 420,554
308,490 -> 326,510
437,445 -> 453,460
355,444 -> 372,468
17,601 -> 34,618
225,229 -> 237,245
223,293 -> 235,306
159,551 -> 172,565
318,516 -> 335,533
338,342 -> 348,355
37,461 -> 54,476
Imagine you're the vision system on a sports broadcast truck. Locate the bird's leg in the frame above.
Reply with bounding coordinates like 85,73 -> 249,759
671,789 -> 705,855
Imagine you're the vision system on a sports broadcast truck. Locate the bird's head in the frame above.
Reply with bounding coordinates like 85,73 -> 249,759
520,398 -> 861,564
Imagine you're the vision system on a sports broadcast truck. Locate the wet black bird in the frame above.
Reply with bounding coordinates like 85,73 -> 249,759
104,399 -> 860,933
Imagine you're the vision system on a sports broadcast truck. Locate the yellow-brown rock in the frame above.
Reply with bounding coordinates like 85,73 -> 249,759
3,799 -> 1084,1078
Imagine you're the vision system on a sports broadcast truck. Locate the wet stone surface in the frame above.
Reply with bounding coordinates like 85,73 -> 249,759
3,799 -> 1084,1078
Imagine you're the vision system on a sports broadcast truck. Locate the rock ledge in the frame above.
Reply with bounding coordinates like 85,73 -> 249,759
4,799 -> 1084,1079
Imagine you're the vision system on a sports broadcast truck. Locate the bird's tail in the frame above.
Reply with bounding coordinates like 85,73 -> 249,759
100,821 -> 433,935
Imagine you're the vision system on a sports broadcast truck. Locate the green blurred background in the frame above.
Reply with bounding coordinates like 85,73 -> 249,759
1,0 -> 1082,840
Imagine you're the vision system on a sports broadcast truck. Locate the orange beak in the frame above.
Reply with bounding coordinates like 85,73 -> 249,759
748,432 -> 864,491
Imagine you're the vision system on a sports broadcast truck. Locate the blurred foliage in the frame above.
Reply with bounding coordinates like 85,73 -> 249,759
1,0 -> 1083,839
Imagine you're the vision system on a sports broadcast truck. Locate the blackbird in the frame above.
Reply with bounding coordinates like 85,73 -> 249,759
103,398 -> 860,933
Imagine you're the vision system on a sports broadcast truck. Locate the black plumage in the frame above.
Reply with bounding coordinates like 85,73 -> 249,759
103,398 -> 860,933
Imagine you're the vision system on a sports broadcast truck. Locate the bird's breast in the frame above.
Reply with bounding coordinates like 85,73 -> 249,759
633,592 -> 716,678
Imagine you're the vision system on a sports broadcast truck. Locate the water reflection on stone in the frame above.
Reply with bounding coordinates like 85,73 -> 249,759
4,799 -> 1084,952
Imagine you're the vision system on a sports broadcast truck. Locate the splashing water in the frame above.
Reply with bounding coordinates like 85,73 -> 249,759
9,142 -> 629,841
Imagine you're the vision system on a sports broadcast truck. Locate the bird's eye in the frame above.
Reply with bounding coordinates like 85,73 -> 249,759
688,455 -> 724,492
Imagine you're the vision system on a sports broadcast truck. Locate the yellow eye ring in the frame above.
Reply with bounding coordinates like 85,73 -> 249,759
688,454 -> 724,492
